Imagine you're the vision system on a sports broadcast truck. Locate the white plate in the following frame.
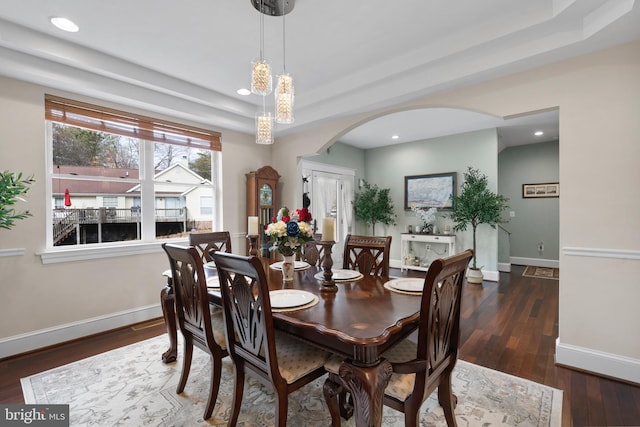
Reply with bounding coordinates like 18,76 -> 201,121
269,261 -> 310,271
204,261 -> 216,270
269,290 -> 316,309
316,269 -> 363,281
387,278 -> 423,293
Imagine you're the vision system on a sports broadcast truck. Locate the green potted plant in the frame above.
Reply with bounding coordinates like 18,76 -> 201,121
1,171 -> 35,230
450,166 -> 509,284
353,180 -> 396,235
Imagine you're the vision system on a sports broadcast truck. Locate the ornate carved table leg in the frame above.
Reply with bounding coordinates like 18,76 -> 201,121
337,359 -> 393,427
160,277 -> 177,363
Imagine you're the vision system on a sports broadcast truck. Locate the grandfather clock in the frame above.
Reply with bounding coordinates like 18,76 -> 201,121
246,165 -> 280,256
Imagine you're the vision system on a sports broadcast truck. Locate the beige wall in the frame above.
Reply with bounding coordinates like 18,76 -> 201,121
0,78 -> 271,356
1,41 -> 639,382
272,41 -> 640,383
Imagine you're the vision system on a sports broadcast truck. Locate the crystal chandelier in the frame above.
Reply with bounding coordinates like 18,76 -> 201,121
251,0 -> 295,143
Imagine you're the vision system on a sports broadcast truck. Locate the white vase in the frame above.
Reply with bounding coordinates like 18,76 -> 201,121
281,255 -> 295,282
467,267 -> 483,285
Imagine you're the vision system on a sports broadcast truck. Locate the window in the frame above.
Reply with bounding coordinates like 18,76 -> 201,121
200,196 -> 213,215
45,95 -> 222,249
102,196 -> 118,207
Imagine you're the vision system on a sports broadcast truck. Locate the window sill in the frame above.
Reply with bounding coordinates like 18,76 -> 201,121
38,238 -> 188,264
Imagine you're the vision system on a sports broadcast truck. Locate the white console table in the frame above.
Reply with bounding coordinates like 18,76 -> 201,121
400,233 -> 456,272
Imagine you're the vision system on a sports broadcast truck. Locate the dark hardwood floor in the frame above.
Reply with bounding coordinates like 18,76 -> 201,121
1,264 -> 639,425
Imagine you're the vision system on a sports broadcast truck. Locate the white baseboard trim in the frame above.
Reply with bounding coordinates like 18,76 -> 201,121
481,269 -> 499,282
497,262 -> 511,272
555,338 -> 640,385
0,304 -> 163,359
510,257 -> 559,268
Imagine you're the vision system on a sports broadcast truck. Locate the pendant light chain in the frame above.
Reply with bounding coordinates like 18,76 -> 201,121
282,2 -> 286,74
275,0 -> 294,124
260,0 -> 265,61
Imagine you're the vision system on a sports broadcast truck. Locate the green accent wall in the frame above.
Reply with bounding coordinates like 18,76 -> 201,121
498,140 -> 559,261
362,128 -> 500,271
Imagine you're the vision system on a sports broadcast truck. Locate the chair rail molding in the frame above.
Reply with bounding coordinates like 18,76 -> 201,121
0,248 -> 26,257
562,246 -> 640,260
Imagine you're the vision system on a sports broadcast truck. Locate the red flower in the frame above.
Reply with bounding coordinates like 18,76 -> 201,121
272,216 -> 277,223
296,208 -> 312,222
282,215 -> 291,223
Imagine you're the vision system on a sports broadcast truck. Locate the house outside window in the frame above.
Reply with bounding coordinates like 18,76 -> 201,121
45,95 -> 222,248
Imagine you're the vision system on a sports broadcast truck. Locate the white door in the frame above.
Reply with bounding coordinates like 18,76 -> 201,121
309,170 -> 354,266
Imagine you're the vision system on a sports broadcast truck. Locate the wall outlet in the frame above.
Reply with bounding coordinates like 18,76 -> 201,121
425,244 -> 431,251
537,241 -> 544,254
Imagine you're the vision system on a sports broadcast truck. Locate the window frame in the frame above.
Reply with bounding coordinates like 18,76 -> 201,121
41,97 -> 223,264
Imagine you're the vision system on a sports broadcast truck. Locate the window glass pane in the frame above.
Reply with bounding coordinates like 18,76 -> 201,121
47,103 -> 218,248
153,141 -> 213,236
53,123 -> 140,174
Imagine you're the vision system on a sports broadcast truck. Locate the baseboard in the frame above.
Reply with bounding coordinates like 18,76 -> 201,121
555,338 -> 640,385
0,304 -> 162,359
497,262 -> 511,272
480,269 -> 499,282
510,256 -> 559,268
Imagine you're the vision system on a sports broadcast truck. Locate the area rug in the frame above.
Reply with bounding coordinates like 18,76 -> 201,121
522,266 -> 560,280
22,335 -> 562,427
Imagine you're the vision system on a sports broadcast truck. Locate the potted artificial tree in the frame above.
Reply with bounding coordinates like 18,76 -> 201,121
353,180 -> 396,235
0,171 -> 34,230
450,166 -> 509,284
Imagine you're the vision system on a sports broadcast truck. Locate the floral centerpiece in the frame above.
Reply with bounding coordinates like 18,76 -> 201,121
411,206 -> 437,233
264,207 -> 315,257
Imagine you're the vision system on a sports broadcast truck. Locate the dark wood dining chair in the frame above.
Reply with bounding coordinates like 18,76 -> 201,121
189,231 -> 232,262
342,234 -> 392,276
324,249 -> 474,427
159,231 -> 232,363
211,252 -> 330,427
162,243 -> 228,421
299,233 -> 324,266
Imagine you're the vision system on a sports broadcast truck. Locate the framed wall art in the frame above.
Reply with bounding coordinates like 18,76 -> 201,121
404,172 -> 456,210
522,182 -> 559,198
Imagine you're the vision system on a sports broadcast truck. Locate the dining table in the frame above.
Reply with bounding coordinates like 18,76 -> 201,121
164,256 -> 423,427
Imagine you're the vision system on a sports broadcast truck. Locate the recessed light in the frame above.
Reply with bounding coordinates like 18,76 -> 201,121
534,131 -> 544,136
391,135 -> 399,140
50,16 -> 79,32
236,88 -> 251,96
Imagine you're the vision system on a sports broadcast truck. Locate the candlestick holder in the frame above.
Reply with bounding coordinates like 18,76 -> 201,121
319,240 -> 338,293
247,235 -> 259,256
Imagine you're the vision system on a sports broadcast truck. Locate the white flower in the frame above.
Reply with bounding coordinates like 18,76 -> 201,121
412,206 -> 437,225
